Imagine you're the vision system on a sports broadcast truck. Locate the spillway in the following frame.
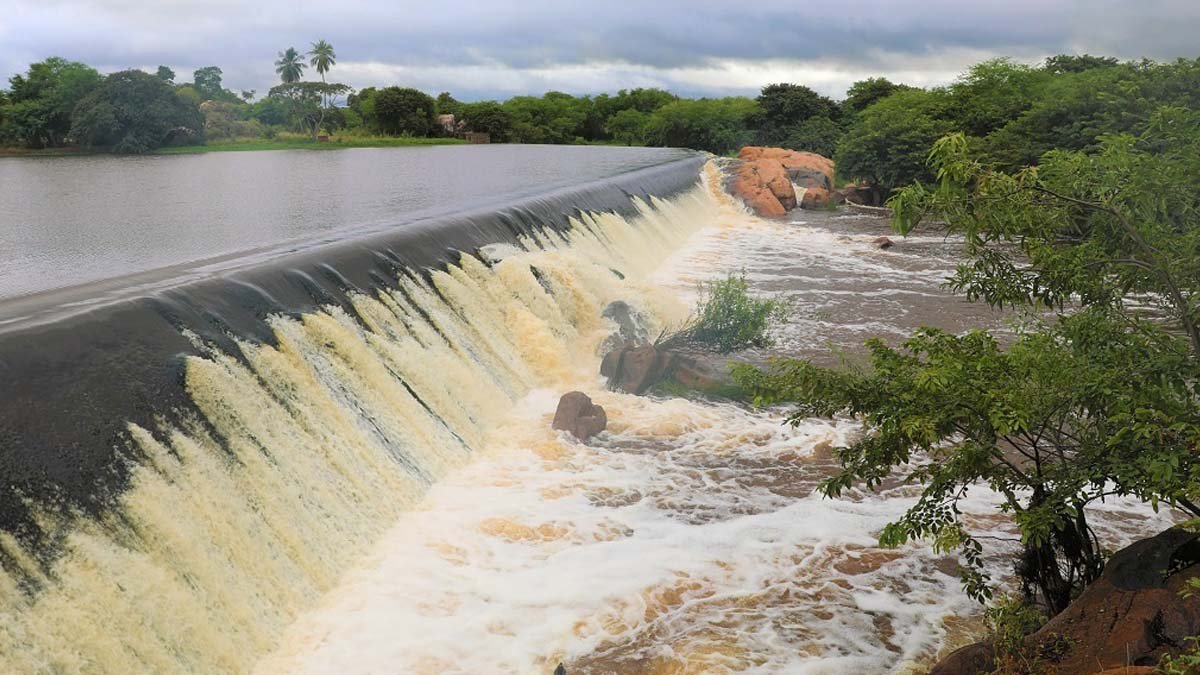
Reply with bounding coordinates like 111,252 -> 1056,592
0,146 -> 711,672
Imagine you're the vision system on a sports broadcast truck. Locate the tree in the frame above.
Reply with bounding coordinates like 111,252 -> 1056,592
0,57 -> 102,148
503,92 -> 590,144
843,77 -> 912,114
835,88 -> 955,190
606,108 -> 651,146
458,100 -> 512,142
983,59 -> 1200,171
1043,54 -> 1120,75
275,47 -> 306,84
370,86 -> 435,136
738,115 -> 1200,614
946,58 -> 1051,138
268,81 -> 352,137
70,69 -> 203,152
435,91 -> 460,116
200,100 -> 263,140
780,116 -> 843,157
308,39 -> 336,82
642,97 -> 757,154
192,66 -> 226,102
755,83 -> 837,145
155,66 -> 175,83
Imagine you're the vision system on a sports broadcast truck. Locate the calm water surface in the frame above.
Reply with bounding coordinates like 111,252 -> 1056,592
0,145 -> 692,301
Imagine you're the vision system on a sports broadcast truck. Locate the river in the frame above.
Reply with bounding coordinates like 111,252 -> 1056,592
0,148 -> 1176,674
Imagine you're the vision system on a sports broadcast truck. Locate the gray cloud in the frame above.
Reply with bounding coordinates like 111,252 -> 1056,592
1,0 -> 1198,100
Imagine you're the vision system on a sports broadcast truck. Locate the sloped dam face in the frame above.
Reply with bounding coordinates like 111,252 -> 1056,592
0,146 -> 1172,673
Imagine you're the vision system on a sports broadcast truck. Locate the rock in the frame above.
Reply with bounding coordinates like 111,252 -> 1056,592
838,183 -> 886,207
1023,526 -> 1200,672
670,353 -> 733,394
737,146 -> 835,192
603,344 -> 676,395
800,186 -> 831,209
929,527 -> 1200,675
552,392 -> 607,440
730,159 -> 794,217
928,642 -> 995,675
600,301 -> 649,348
873,236 -> 895,249
728,147 -> 835,216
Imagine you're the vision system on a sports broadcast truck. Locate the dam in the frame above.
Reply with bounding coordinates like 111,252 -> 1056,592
0,146 -> 1173,673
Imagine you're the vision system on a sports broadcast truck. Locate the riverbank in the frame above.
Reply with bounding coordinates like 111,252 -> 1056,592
0,135 -> 466,158
156,135 -> 467,154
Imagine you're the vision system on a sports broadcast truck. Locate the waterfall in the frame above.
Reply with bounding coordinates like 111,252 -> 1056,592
0,159 -> 725,673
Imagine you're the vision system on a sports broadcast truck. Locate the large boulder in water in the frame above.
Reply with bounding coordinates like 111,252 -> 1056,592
930,527 -> 1200,674
602,344 -> 739,397
730,159 -> 794,217
729,147 -> 835,216
552,392 -> 607,440
602,344 -> 677,395
738,147 -> 834,190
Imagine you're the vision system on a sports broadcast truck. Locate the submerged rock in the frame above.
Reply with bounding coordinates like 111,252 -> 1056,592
602,344 -> 676,395
552,392 -> 607,440
873,236 -> 895,249
597,300 -> 651,356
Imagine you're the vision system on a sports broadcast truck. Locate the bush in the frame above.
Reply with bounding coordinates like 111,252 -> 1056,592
660,273 -> 785,353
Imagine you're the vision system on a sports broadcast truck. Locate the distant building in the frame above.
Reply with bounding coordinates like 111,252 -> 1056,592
463,132 -> 490,144
436,114 -> 457,134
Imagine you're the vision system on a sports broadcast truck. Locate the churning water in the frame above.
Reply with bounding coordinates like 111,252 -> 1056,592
0,152 -> 1176,674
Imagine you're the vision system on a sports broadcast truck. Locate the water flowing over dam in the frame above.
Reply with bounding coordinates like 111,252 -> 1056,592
0,147 -> 1174,673
0,146 -> 709,671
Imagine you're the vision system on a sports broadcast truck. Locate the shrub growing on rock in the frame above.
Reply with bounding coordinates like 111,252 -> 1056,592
660,273 -> 785,354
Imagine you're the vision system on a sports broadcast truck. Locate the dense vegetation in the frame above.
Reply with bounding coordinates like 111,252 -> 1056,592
733,93 -> 1200,665
5,49 -> 1197,165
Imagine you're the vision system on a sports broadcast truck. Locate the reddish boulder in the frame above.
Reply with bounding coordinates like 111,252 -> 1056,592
738,146 -> 835,191
731,159 -> 795,217
800,186 -> 831,209
1025,527 -> 1200,672
929,527 -> 1200,675
729,147 -> 836,216
552,391 -> 608,440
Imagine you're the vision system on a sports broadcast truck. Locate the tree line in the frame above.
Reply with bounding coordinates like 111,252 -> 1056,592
2,50 -> 1199,196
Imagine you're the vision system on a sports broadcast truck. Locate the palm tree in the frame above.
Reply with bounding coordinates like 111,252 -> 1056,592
275,47 -> 305,84
308,40 -> 336,83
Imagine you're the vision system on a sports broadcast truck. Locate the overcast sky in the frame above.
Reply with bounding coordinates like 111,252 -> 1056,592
2,0 -> 1198,100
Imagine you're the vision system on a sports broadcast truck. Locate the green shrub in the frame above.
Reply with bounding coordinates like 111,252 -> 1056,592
660,273 -> 786,354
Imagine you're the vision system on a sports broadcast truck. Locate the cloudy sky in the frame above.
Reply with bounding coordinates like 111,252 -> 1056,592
2,0 -> 1198,100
